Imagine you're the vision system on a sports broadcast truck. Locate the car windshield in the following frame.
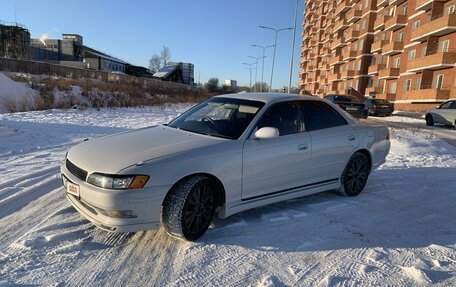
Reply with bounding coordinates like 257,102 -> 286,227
168,97 -> 265,139
334,95 -> 361,103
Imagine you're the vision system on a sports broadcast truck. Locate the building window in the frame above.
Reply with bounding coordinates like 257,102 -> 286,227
403,79 -> 412,91
354,80 -> 359,90
365,0 -> 369,8
416,77 -> 421,90
401,4 -> 408,16
435,74 -> 444,89
408,50 -> 416,60
362,19 -> 367,30
358,60 -> 362,70
390,82 -> 397,93
422,46 -> 427,57
393,57 -> 400,68
359,39 -> 364,51
398,32 -> 404,42
412,20 -> 420,29
447,5 -> 456,15
440,40 -> 450,52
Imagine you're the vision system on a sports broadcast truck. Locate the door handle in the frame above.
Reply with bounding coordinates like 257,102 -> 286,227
348,135 -> 356,141
298,144 -> 308,150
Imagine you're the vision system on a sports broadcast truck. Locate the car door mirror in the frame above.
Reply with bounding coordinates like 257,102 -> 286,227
436,105 -> 441,109
254,127 -> 279,139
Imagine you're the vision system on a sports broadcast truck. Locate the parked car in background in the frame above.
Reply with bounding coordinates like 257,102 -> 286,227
324,94 -> 368,118
364,98 -> 393,116
425,100 -> 456,127
61,93 -> 390,241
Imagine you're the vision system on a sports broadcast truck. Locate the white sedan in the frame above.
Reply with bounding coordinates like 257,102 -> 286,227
425,100 -> 456,127
61,93 -> 390,241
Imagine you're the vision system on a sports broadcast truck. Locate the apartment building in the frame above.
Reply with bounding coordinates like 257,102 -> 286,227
299,0 -> 456,112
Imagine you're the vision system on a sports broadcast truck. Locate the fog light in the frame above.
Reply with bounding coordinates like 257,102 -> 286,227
97,208 -> 137,218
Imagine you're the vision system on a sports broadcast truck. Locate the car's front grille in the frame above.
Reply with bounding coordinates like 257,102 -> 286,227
66,159 -> 88,181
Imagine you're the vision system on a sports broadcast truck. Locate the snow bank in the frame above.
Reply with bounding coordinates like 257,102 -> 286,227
0,73 -> 36,113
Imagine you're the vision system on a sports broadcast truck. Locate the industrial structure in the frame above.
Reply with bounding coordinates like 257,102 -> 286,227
153,62 -> 194,85
0,21 -> 30,60
299,0 -> 456,111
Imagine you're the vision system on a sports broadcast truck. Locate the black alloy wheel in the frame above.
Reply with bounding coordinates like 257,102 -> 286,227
181,181 -> 215,240
339,153 -> 369,197
425,114 -> 434,126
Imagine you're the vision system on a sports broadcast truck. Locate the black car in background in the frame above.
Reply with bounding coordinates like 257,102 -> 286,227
364,98 -> 393,116
324,94 -> 368,118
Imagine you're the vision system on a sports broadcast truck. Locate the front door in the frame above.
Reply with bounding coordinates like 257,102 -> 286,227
242,101 -> 311,200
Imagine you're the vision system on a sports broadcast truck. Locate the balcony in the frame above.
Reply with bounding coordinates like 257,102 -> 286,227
407,51 -> 456,72
346,9 -> 362,24
376,93 -> 396,101
379,67 -> 400,79
374,15 -> 392,30
365,86 -> 383,94
371,40 -> 389,53
411,14 -> 456,42
390,0 -> 407,6
385,15 -> 407,31
335,0 -> 351,16
340,69 -> 355,79
368,63 -> 386,75
342,49 -> 357,60
415,0 -> 443,11
383,41 -> 404,55
402,88 -> 450,101
377,0 -> 389,8
330,36 -> 347,50
334,18 -> 349,32
329,54 -> 344,66
344,28 -> 360,42
328,73 -> 342,82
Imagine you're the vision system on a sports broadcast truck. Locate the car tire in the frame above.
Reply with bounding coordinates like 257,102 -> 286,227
162,176 -> 216,241
425,114 -> 434,126
338,152 -> 369,197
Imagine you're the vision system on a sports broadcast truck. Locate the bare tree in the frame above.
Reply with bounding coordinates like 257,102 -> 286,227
205,78 -> 219,93
160,46 -> 171,67
149,54 -> 161,73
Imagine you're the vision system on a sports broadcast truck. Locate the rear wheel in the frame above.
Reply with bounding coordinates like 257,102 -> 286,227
162,176 -> 216,241
425,114 -> 434,126
338,153 -> 369,197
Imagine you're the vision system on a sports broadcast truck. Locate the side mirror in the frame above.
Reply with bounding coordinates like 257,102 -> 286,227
436,105 -> 441,109
254,127 -> 279,139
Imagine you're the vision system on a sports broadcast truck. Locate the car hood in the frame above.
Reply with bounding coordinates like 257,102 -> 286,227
67,125 -> 223,174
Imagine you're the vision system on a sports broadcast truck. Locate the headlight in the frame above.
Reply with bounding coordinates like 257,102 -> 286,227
87,173 -> 149,190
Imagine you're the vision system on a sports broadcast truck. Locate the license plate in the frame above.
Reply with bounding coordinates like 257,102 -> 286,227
67,182 -> 80,197
346,107 -> 358,111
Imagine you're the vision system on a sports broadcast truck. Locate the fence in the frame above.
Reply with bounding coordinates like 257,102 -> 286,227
0,58 -> 196,92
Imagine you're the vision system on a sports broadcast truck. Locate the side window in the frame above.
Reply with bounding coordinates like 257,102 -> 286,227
302,101 -> 348,131
450,101 -> 456,109
440,101 -> 452,109
256,101 -> 304,136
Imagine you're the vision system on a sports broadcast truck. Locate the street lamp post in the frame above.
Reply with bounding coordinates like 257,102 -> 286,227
248,56 -> 264,92
288,0 -> 299,94
259,25 -> 293,92
252,44 -> 275,92
243,62 -> 255,92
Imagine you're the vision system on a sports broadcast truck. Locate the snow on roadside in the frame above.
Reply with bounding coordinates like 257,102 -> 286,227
0,73 -> 37,113
0,106 -> 455,286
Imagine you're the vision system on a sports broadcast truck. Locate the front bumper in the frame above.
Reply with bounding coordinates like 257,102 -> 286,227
61,162 -> 170,232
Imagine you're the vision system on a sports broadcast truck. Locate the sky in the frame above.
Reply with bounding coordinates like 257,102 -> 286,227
0,0 -> 305,89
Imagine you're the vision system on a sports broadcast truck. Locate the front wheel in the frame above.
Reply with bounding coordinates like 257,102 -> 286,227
425,114 -> 434,126
338,152 -> 369,197
162,176 -> 216,241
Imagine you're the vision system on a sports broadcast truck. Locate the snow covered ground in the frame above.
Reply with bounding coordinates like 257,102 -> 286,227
0,106 -> 455,286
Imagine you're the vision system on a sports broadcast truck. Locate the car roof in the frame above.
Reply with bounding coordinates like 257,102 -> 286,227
215,92 -> 320,104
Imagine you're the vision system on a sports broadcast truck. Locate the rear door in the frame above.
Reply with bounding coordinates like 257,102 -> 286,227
242,101 -> 311,200
302,101 -> 359,183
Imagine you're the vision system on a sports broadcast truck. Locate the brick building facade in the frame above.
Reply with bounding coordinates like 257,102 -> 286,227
299,0 -> 456,112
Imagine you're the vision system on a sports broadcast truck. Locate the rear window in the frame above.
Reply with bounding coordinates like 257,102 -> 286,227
302,101 -> 348,131
373,99 -> 389,104
334,95 -> 361,103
